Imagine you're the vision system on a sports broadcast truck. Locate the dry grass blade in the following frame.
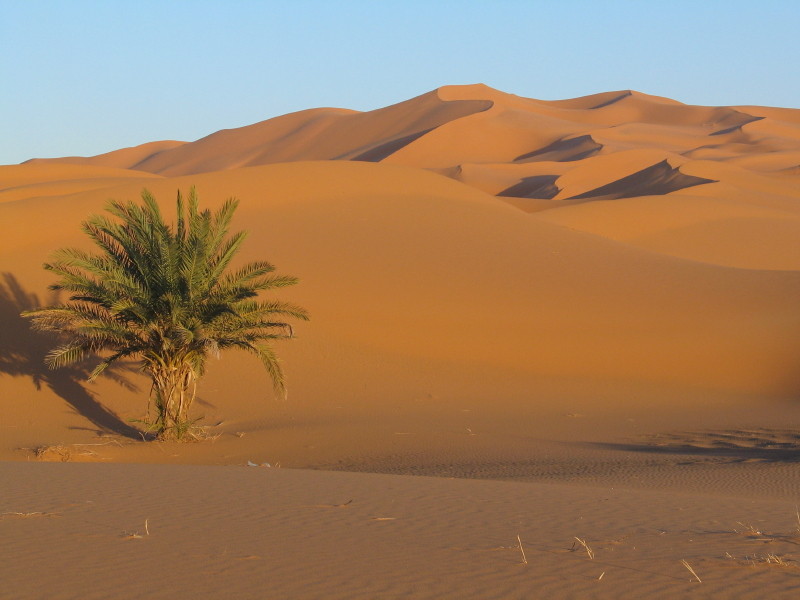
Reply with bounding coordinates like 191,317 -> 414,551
574,537 -> 594,560
795,505 -> 800,535
746,553 -> 794,567
28,445 -> 72,462
681,559 -> 702,583
1,511 -> 58,519
734,521 -> 762,536
517,534 -> 528,565
121,519 -> 150,540
22,441 -> 125,462
72,440 -> 124,447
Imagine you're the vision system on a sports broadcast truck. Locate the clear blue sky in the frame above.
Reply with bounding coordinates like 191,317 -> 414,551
1,0 -> 797,165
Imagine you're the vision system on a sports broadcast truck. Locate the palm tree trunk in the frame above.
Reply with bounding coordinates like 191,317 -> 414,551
151,364 -> 195,440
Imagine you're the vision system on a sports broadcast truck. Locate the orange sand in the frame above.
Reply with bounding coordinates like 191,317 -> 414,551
2,85 -> 800,599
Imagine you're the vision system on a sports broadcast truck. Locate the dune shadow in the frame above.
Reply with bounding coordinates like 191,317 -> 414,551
0,273 -> 144,439
710,113 -> 764,136
590,90 -> 633,109
349,127 -> 436,162
567,159 -> 717,200
514,134 -> 603,163
497,175 -> 561,199
592,428 -> 800,464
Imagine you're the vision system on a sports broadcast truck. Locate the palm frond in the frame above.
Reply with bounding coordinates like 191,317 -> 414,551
234,299 -> 310,321
88,348 -> 140,381
44,342 -> 89,369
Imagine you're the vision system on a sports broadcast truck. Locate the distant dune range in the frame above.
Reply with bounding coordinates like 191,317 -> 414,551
24,84 -> 800,270
2,84 -> 800,471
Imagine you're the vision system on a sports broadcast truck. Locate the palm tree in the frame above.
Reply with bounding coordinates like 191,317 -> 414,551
23,188 -> 308,440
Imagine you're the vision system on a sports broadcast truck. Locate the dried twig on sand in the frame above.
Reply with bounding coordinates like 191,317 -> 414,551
681,559 -> 702,582
1,511 -> 59,519
517,534 -> 528,565
121,519 -> 150,540
573,537 -> 594,560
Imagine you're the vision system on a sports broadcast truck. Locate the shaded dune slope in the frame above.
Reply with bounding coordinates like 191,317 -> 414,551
567,159 -> 717,200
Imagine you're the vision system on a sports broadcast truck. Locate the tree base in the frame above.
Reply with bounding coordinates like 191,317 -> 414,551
154,421 -> 210,442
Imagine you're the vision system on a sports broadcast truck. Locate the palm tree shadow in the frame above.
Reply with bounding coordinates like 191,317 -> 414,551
0,273 -> 144,439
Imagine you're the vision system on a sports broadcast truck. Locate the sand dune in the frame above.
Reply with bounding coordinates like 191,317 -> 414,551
21,87 -> 798,251
3,85 -> 799,465
2,160 -> 799,460
0,163 -> 162,205
92,91 -> 492,176
24,140 -> 186,170
3,85 -> 800,599
25,84 -> 798,184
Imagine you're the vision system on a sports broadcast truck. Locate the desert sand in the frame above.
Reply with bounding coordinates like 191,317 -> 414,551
2,85 -> 800,598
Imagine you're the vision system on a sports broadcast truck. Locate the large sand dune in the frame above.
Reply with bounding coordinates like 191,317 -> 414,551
26,84 -> 800,189
25,83 -> 800,268
2,157 -> 799,481
3,86 -> 800,598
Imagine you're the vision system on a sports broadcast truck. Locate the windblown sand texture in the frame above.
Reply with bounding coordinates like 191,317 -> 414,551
2,85 -> 800,598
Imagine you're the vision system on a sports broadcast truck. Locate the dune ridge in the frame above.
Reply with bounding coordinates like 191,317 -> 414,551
24,85 -> 799,203
24,140 -> 186,170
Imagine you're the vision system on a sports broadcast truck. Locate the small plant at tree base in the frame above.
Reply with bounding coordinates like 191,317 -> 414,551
24,188 -> 308,441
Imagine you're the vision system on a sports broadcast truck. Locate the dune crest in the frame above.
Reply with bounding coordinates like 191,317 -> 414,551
24,140 -> 187,170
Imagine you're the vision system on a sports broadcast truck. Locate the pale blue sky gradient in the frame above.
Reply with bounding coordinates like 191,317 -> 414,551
1,0 -> 798,165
